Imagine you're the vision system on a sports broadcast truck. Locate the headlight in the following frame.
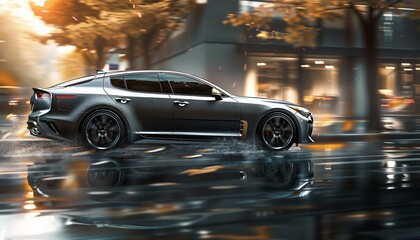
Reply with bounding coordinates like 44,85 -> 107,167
288,105 -> 311,118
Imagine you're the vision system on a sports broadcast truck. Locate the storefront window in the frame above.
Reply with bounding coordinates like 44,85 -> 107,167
301,58 -> 340,114
378,62 -> 417,113
379,63 -> 397,94
254,57 -> 298,103
248,57 -> 341,115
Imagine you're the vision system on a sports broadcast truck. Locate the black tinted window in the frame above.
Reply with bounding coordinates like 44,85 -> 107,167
165,74 -> 212,96
125,74 -> 161,93
111,77 -> 125,89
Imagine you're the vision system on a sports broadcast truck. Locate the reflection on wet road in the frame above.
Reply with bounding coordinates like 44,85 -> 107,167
0,139 -> 420,239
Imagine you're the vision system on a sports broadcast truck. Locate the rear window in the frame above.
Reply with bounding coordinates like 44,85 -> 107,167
51,76 -> 95,88
111,77 -> 126,89
124,74 -> 162,93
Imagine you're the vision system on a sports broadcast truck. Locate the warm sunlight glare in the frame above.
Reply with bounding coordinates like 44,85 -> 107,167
31,0 -> 45,7
0,0 -> 52,35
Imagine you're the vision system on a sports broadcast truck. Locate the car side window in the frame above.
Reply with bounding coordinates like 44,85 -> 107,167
124,74 -> 162,93
110,77 -> 126,89
165,74 -> 212,96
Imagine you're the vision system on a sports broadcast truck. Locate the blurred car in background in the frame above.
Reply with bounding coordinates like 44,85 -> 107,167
380,93 -> 416,113
0,86 -> 32,139
0,86 -> 32,115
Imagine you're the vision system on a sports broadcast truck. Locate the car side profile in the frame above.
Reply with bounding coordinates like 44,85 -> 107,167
27,70 -> 314,150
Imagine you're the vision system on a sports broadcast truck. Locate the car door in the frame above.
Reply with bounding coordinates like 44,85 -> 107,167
162,73 -> 240,137
103,73 -> 172,135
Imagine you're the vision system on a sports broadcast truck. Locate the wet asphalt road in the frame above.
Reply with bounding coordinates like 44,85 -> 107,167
0,139 -> 420,240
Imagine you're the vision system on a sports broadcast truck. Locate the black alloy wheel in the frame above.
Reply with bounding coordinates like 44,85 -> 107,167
82,110 -> 124,150
258,113 -> 296,150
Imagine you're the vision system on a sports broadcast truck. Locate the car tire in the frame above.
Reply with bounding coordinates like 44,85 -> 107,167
81,109 -> 125,150
257,112 -> 296,151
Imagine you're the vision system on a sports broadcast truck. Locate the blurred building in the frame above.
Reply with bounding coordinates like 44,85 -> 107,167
146,0 -> 419,120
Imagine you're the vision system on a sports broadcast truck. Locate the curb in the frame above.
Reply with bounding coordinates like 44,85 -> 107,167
313,132 -> 420,143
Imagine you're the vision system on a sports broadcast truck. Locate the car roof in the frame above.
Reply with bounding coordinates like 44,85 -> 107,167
105,70 -> 193,78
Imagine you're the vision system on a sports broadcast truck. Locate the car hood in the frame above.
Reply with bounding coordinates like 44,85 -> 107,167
232,96 -> 299,107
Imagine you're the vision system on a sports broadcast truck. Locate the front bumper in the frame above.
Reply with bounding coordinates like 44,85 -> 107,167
295,113 -> 314,144
307,114 -> 314,142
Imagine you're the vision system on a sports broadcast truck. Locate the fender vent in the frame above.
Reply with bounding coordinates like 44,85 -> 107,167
47,122 -> 60,135
240,120 -> 248,140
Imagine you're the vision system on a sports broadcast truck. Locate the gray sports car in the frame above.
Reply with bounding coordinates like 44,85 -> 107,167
27,70 -> 314,150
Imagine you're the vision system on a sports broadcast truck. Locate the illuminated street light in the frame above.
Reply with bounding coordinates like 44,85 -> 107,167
325,65 -> 334,69
196,0 -> 208,4
257,62 -> 267,66
385,66 -> 395,70
401,63 -> 411,66
314,60 -> 324,64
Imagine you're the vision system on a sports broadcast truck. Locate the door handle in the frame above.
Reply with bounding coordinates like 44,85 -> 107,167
174,100 -> 189,107
115,97 -> 131,104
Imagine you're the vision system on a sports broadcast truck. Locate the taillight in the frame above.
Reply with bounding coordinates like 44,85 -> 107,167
35,91 -> 51,99
54,94 -> 76,99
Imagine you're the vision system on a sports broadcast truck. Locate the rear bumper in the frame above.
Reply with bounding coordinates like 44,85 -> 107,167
27,119 -> 43,137
27,116 -> 67,141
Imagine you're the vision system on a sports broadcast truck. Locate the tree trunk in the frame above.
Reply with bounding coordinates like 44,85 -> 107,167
141,27 -> 158,69
141,35 -> 153,69
126,35 -> 137,70
363,19 -> 381,132
143,49 -> 152,69
94,35 -> 107,69
80,51 -> 96,75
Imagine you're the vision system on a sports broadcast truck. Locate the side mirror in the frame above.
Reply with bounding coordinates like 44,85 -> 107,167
212,88 -> 223,100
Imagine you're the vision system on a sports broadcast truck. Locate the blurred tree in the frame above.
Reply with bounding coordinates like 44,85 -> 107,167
65,17 -> 119,70
57,48 -> 86,80
30,0 -> 108,72
31,0 -> 195,71
0,1 -> 54,87
225,0 -> 420,132
81,0 -> 195,69
30,0 -> 99,27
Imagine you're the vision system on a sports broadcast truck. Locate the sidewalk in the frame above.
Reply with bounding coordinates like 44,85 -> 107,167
314,131 -> 420,143
312,115 -> 420,143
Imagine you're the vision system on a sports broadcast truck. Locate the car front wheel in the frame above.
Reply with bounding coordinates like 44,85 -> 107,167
257,112 -> 296,151
81,110 -> 124,150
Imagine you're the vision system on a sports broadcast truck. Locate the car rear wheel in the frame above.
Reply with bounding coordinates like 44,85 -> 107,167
81,110 -> 124,150
257,112 -> 296,151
